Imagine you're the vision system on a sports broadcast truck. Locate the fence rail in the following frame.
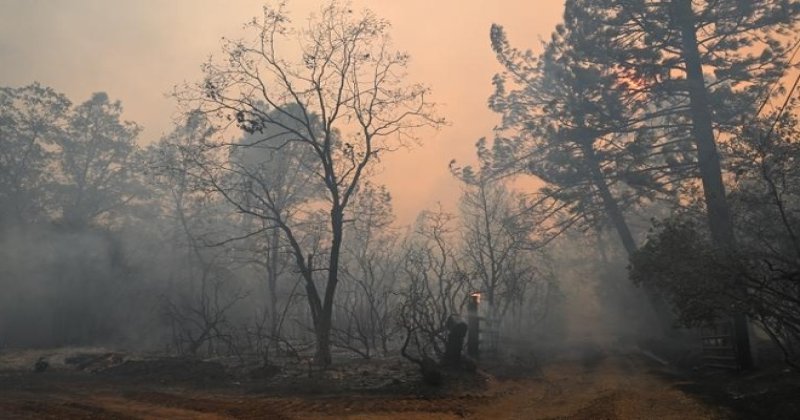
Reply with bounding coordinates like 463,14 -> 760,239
700,320 -> 740,370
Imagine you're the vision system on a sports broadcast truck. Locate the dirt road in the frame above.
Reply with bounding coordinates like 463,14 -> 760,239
0,352 -> 728,419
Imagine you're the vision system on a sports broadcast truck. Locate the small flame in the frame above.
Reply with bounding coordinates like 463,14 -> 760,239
470,292 -> 481,303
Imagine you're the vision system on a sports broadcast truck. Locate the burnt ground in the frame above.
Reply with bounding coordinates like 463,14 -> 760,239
0,346 -> 797,419
659,363 -> 800,419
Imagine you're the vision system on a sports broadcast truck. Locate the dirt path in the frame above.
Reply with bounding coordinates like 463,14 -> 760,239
0,353 -> 728,419
467,352 -> 726,419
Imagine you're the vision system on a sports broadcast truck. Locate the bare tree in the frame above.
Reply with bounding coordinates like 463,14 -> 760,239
399,209 -> 470,366
334,182 -> 401,358
146,114 -> 249,357
456,170 -> 547,352
178,1 -> 442,365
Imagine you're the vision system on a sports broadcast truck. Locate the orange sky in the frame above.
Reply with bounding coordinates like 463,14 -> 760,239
0,0 -> 564,225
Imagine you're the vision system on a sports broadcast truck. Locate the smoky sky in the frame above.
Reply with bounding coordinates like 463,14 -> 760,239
0,0 -> 563,224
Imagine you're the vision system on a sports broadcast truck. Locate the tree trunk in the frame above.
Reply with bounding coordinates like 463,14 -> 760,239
268,227 -> 280,343
581,140 -> 638,256
673,0 -> 753,370
314,315 -> 332,365
314,206 -> 345,366
581,136 -> 674,335
442,317 -> 468,367
674,0 -> 736,248
300,252 -> 325,361
485,292 -> 498,355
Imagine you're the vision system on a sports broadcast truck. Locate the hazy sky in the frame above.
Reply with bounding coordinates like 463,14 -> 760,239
0,0 -> 564,225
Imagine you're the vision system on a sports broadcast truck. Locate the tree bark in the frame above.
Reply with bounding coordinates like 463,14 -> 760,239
673,0 -> 753,370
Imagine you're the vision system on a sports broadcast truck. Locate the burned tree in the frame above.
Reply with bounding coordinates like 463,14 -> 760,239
146,115 -> 250,357
398,209 -> 472,382
334,183 -> 401,358
453,166 -> 549,353
179,1 -> 442,365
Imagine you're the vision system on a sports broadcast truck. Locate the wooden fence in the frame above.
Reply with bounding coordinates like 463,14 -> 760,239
700,319 -> 740,370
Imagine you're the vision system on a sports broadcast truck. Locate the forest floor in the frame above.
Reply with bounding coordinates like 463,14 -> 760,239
0,346 -> 798,419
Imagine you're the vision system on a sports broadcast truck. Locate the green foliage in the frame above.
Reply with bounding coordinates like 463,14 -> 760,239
630,217 -> 741,327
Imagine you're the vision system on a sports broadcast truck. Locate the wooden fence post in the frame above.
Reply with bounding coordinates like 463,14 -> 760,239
467,293 -> 480,360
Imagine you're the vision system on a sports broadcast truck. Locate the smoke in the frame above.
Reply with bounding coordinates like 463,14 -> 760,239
547,228 -> 663,349
0,221 -> 171,349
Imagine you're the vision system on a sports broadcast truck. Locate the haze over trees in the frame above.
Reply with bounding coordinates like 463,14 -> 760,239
486,0 -> 800,369
2,0 -> 800,390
